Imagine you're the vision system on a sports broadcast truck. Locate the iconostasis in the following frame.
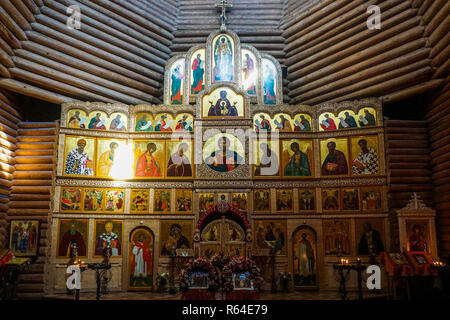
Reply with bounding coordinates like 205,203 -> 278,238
48,28 -> 388,293
51,96 -> 387,291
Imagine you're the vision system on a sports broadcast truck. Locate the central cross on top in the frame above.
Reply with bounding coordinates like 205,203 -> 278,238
215,0 -> 233,31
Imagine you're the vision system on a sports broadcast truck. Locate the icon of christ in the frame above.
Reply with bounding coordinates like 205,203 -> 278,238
205,136 -> 243,173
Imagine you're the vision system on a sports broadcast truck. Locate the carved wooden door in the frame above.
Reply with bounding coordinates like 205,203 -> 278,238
199,217 -> 246,259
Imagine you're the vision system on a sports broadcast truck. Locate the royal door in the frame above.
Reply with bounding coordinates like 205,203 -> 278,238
199,217 -> 247,259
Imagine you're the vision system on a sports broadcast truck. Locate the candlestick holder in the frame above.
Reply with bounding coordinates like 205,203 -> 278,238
73,259 -> 87,301
87,262 -> 111,301
169,244 -> 177,294
333,258 -> 368,300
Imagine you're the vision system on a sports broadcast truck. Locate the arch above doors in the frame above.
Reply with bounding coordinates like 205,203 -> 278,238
195,203 -> 251,243
198,217 -> 247,260
194,203 -> 251,260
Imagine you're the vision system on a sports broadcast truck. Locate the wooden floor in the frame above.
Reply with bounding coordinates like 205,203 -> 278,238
44,290 -> 386,300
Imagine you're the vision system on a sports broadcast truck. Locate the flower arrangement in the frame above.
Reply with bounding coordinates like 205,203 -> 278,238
156,272 -> 169,292
211,251 -> 230,270
223,256 -> 264,293
179,257 -> 219,292
279,272 -> 292,293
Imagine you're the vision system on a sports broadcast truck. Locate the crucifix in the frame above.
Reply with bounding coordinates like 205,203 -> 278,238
215,0 -> 233,31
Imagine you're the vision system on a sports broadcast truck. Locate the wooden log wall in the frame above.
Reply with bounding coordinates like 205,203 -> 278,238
0,89 -> 22,248
384,119 -> 434,251
282,0 -> 324,28
171,0 -> 285,60
418,0 -> 450,258
281,0 -> 447,105
7,120 -> 57,298
425,78 -> 450,257
0,0 -> 446,106
0,0 -> 180,104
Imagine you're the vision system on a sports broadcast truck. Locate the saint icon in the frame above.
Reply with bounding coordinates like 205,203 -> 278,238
58,221 -> 86,257
88,113 -> 106,130
68,111 -> 86,129
338,112 -> 357,129
296,233 -> 315,277
135,114 -> 153,132
321,141 -> 348,175
409,224 -> 428,252
109,114 -> 126,131
191,53 -> 204,94
213,36 -> 233,81
95,221 -> 121,257
161,224 -> 190,256
255,114 -> 271,132
283,142 -> 311,177
320,114 -> 337,131
243,53 -> 256,95
294,115 -> 311,132
65,139 -> 94,176
263,62 -> 276,104
171,64 -> 183,104
97,142 -> 118,177
135,142 -> 162,177
254,142 -> 279,177
130,231 -> 152,287
352,139 -> 379,175
359,109 -> 376,126
358,223 -> 384,255
167,142 -> 192,177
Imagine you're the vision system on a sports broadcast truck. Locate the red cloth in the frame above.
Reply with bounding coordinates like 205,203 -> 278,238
226,290 -> 260,300
192,78 -> 203,93
175,120 -> 184,131
404,251 -> 438,276
378,252 -> 414,277
0,251 -> 14,267
181,289 -> 215,300
158,120 -> 172,132
320,118 -> 336,130
171,91 -> 182,103
192,58 -> 199,70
